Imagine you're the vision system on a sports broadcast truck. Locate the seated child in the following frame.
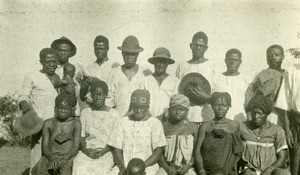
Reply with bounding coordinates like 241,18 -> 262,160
72,80 -> 120,175
126,158 -> 146,175
59,63 -> 76,96
37,93 -> 81,175
157,94 -> 198,175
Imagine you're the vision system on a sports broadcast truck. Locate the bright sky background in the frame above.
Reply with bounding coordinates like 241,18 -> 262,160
1,0 -> 300,96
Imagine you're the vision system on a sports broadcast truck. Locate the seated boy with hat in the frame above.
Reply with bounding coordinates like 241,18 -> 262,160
33,93 -> 81,175
108,89 -> 166,175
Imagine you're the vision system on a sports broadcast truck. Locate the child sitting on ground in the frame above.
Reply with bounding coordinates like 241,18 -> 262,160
37,93 -> 81,175
126,158 -> 146,175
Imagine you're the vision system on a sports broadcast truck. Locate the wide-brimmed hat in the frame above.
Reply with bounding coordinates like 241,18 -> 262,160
117,35 -> 144,53
178,72 -> 211,106
148,47 -> 175,65
51,36 -> 77,57
14,109 -> 44,137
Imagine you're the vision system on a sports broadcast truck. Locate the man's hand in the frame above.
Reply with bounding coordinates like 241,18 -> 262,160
82,148 -> 99,159
178,164 -> 191,174
19,100 -> 30,114
286,129 -> 294,148
165,166 -> 177,175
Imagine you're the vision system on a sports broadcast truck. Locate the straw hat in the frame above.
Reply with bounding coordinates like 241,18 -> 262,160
117,35 -> 144,52
148,47 -> 175,65
51,36 -> 77,57
14,109 -> 44,137
178,72 -> 211,106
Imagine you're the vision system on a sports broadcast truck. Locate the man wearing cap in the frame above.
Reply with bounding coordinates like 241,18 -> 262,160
245,45 -> 286,125
158,94 -> 198,175
87,35 -> 119,82
108,89 -> 166,175
211,49 -> 250,123
18,48 -> 60,173
145,47 -> 179,117
106,35 -> 152,116
176,31 -> 215,83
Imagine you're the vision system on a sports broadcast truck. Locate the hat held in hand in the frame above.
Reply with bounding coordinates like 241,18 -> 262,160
14,109 -> 44,137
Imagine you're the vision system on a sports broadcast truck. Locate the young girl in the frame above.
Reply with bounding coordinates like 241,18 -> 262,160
72,80 -> 120,175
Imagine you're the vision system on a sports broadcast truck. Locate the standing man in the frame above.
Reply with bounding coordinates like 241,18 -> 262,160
106,35 -> 151,116
212,49 -> 250,122
87,35 -> 119,82
176,31 -> 215,83
245,45 -> 286,125
18,48 -> 60,174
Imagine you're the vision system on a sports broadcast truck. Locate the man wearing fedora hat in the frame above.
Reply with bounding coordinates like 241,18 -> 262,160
106,35 -> 152,116
18,48 -> 60,173
145,47 -> 179,117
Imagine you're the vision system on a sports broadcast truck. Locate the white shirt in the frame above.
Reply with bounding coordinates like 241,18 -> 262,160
87,59 -> 119,83
145,75 -> 179,117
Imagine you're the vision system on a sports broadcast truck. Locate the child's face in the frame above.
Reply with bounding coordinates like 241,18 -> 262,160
64,67 -> 75,77
55,100 -> 72,120
132,106 -> 148,120
169,105 -> 188,122
91,87 -> 107,108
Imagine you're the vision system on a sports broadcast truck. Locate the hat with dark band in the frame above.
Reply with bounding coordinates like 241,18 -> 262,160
51,36 -> 77,57
148,47 -> 175,65
117,35 -> 144,53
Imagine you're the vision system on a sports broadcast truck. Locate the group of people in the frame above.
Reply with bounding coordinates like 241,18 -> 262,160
16,31 -> 300,175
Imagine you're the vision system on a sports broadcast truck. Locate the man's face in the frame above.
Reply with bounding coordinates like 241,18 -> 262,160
267,47 -> 284,70
225,53 -> 242,73
154,61 -> 168,74
91,87 -> 107,108
94,42 -> 108,61
40,54 -> 58,75
251,108 -> 268,127
132,105 -> 148,121
212,97 -> 229,120
55,100 -> 72,121
56,43 -> 72,64
190,38 -> 208,58
122,51 -> 139,68
169,105 -> 188,122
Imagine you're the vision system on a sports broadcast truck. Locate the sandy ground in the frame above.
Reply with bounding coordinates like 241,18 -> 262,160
0,146 -> 30,175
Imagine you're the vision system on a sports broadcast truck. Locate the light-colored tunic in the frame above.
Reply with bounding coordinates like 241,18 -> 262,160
106,65 -> 148,116
73,107 -> 120,175
19,70 -> 59,172
212,73 -> 250,122
187,105 -> 214,123
145,75 -> 179,117
87,60 -> 119,83
175,60 -> 215,83
108,116 -> 167,175
239,121 -> 288,172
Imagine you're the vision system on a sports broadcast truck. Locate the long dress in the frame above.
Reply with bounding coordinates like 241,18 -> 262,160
72,107 -> 120,175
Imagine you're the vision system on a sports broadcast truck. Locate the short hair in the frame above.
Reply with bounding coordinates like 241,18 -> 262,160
210,92 -> 231,107
94,35 -> 109,47
127,158 -> 145,175
225,48 -> 242,59
267,44 -> 284,55
90,79 -> 109,96
192,31 -> 208,45
55,93 -> 77,108
63,63 -> 76,76
39,48 -> 58,60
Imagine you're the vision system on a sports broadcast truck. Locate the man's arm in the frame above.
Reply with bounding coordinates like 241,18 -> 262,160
144,147 -> 163,167
65,120 -> 81,160
114,148 -> 126,173
194,123 -> 207,175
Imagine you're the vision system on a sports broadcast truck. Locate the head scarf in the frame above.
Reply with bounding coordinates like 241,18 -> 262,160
130,89 -> 150,107
169,94 -> 190,109
247,95 -> 273,115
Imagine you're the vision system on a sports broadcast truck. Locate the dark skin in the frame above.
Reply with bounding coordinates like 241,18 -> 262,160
159,105 -> 198,175
152,60 -> 170,86
248,108 -> 287,175
194,96 -> 239,175
224,53 -> 242,76
114,105 -> 163,175
19,53 -> 59,114
94,42 -> 109,65
188,38 -> 208,64
80,87 -> 111,159
42,100 -> 81,174
266,47 -> 284,72
56,43 -> 73,66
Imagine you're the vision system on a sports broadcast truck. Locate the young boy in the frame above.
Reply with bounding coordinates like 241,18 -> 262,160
126,158 -> 146,175
37,93 -> 81,175
59,62 -> 76,96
